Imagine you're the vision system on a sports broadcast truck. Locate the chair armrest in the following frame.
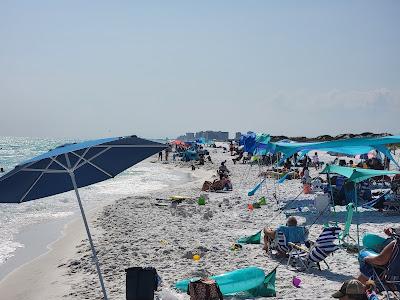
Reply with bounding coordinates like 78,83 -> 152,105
288,242 -> 309,252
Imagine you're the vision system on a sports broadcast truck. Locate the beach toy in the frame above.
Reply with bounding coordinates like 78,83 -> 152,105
197,196 -> 206,205
362,233 -> 387,252
175,266 -> 265,295
193,254 -> 201,261
292,276 -> 301,288
247,204 -> 254,211
230,243 -> 243,251
258,196 -> 267,205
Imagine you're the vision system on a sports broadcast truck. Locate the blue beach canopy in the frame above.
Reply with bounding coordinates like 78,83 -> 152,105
272,136 -> 400,168
320,164 -> 400,183
0,134 -> 166,300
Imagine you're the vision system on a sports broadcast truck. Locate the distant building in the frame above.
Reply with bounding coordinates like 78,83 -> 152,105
178,131 -> 230,141
235,132 -> 241,141
186,132 -> 195,141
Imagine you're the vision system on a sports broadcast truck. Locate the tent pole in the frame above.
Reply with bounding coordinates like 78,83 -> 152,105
69,172 -> 109,300
354,183 -> 360,250
327,169 -> 337,227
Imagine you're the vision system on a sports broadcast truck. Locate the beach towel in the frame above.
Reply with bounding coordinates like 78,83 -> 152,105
237,231 -> 262,244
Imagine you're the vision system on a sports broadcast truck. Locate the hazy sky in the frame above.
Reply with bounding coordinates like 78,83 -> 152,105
1,1 -> 399,139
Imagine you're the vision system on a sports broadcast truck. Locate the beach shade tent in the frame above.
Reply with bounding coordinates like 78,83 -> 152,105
254,134 -> 272,155
270,136 -> 400,168
240,132 -> 257,154
239,132 -> 272,155
320,164 -> 400,248
0,135 -> 166,300
181,149 -> 199,161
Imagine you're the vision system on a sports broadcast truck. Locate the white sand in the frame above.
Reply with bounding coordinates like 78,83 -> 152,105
0,148 -> 398,299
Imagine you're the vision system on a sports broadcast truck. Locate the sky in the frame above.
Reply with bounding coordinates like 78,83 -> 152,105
0,0 -> 399,139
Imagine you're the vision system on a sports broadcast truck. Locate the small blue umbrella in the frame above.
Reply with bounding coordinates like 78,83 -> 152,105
0,135 -> 166,300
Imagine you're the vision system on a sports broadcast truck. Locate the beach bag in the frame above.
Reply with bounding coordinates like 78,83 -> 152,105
188,278 -> 223,300
125,267 -> 159,300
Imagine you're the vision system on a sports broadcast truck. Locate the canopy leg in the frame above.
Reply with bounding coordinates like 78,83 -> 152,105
69,172 -> 109,300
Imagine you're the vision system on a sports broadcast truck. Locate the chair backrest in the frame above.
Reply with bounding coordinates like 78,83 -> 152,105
309,227 -> 341,263
277,226 -> 308,244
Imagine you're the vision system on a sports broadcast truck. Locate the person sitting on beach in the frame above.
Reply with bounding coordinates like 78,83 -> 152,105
357,239 -> 396,285
263,216 -> 306,254
312,152 -> 320,170
218,161 -> 230,179
301,167 -> 311,184
232,151 -> 244,164
283,159 -> 292,171
332,279 -> 369,300
243,152 -> 252,164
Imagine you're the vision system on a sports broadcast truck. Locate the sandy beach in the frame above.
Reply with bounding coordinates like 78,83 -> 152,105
0,146 -> 398,299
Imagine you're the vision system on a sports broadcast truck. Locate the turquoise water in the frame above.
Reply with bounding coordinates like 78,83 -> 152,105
0,136 -> 177,266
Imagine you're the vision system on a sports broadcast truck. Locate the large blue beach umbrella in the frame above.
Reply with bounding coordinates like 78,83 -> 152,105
0,135 -> 166,300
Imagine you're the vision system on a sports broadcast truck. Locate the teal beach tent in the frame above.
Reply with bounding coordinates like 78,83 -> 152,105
320,165 -> 400,248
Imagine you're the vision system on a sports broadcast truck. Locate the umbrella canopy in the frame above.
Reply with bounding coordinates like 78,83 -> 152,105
0,135 -> 165,203
0,135 -> 166,299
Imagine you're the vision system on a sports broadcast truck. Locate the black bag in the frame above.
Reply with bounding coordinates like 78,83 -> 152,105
188,278 -> 223,300
125,267 -> 159,300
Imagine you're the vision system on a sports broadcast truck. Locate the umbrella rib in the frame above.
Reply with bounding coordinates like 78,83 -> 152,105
72,147 -> 91,170
71,149 -> 113,178
19,159 -> 54,203
74,147 -> 110,171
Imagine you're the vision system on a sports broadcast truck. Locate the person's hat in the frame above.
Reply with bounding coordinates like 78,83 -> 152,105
332,279 -> 367,299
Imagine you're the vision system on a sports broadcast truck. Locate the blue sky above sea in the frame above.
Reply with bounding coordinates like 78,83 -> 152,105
1,1 -> 399,139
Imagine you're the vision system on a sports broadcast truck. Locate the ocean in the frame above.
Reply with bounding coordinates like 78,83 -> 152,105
0,136 -> 179,273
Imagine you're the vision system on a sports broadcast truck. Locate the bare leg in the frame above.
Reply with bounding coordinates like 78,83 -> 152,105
263,227 -> 276,252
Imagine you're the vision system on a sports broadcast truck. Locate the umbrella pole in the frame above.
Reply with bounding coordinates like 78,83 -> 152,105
70,172 -> 109,300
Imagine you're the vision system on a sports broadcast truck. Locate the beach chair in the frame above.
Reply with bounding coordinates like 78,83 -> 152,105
370,235 -> 400,300
287,226 -> 341,271
269,226 -> 309,255
383,193 -> 400,215
338,203 -> 356,244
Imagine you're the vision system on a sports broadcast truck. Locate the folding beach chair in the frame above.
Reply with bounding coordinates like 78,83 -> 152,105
269,226 -> 309,255
383,193 -> 400,215
371,235 -> 400,300
287,226 -> 341,271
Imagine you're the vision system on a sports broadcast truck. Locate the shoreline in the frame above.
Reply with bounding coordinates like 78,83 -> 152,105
0,161 -> 208,300
0,214 -> 74,281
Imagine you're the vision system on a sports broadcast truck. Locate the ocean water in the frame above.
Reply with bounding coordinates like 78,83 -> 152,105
0,136 -> 179,266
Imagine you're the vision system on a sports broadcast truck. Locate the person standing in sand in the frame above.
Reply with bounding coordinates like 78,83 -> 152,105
158,151 -> 163,161
313,152 -> 320,170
